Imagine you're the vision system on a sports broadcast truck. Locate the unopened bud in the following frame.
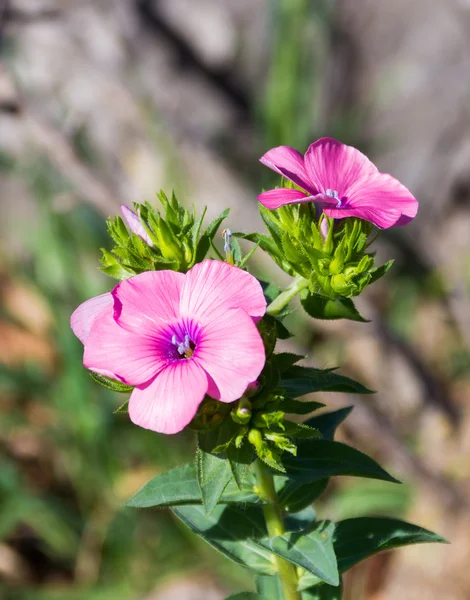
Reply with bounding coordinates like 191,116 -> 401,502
248,428 -> 263,449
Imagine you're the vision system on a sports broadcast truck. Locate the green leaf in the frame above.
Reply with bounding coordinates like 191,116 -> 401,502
281,398 -> 325,415
282,440 -> 399,484
238,241 -> 260,268
172,504 -> 275,574
282,422 -> 321,439
273,353 -> 306,374
196,449 -> 233,515
260,280 -> 281,304
276,318 -> 293,340
256,575 -> 284,600
198,417 -> 240,453
195,208 -> 230,263
304,407 -> 354,441
243,232 -> 283,262
257,316 -> 279,358
225,594 -> 268,600
254,441 -> 286,473
301,292 -> 369,322
334,517 -> 448,573
278,478 -> 329,514
281,366 -> 373,397
276,410 -> 349,513
89,372 -> 134,393
190,206 -> 207,252
227,443 -> 255,489
284,506 -> 316,531
257,521 -> 339,586
114,400 -> 129,414
369,259 -> 394,284
302,581 -> 342,599
125,464 -> 260,508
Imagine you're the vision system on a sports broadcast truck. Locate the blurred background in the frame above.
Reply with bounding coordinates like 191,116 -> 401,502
1,1 -> 470,599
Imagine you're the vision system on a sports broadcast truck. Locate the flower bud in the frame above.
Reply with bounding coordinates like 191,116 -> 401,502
248,428 -> 263,449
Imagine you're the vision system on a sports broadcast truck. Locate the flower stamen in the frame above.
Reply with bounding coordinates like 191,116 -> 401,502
326,188 -> 342,208
172,333 -> 195,359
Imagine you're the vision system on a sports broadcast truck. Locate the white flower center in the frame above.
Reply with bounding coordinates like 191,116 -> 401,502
326,189 -> 342,207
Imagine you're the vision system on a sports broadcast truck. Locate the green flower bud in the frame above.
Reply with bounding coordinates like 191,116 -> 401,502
248,428 -> 263,449
331,273 -> 353,295
232,397 -> 252,425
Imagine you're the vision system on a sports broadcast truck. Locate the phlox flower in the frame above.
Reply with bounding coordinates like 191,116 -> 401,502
70,260 -> 266,434
258,137 -> 418,229
121,205 -> 154,246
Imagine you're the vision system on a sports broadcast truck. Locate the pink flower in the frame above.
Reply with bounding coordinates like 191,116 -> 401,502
70,260 -> 266,434
258,137 -> 418,229
121,205 -> 154,246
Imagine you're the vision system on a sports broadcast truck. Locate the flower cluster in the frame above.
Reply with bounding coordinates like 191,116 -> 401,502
71,137 -> 418,435
69,138 -> 446,600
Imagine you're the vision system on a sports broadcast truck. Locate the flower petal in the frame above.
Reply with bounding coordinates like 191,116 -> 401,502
304,137 -> 377,198
121,205 -> 154,246
70,293 -> 113,344
128,360 -> 208,434
323,205 -> 402,229
260,146 -> 313,192
195,308 -> 265,403
345,172 -> 418,228
258,188 -> 313,210
112,271 -> 184,335
84,310 -> 167,385
180,260 -> 266,324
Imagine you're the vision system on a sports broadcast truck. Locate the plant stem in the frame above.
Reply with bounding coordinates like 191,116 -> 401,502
266,276 -> 309,317
254,460 -> 301,600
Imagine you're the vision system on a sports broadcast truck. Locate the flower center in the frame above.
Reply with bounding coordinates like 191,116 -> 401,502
171,334 -> 195,359
326,189 -> 342,208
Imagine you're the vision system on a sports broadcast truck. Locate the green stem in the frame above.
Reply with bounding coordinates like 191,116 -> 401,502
266,276 -> 309,317
254,460 -> 301,600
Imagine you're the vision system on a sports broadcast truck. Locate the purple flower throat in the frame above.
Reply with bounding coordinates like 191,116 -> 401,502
171,333 -> 196,359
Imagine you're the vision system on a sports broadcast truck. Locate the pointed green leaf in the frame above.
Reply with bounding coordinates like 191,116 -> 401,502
125,464 -> 261,508
238,241 -> 260,268
304,407 -> 354,441
273,353 -> 306,374
282,440 -> 399,484
190,206 -> 207,250
196,449 -> 233,515
114,400 -> 129,414
198,418 -> 240,453
334,517 -> 448,573
260,280 -> 281,304
227,443 -> 255,489
278,478 -> 329,514
276,408 -> 358,513
281,366 -> 373,397
369,259 -> 394,284
257,521 -> 339,586
257,316 -> 279,358
195,208 -> 230,263
301,291 -> 369,322
284,506 -> 317,532
256,575 -> 284,600
242,232 -> 283,262
281,399 -> 325,415
282,422 -> 321,439
172,504 -> 274,574
301,581 -> 342,599
89,372 -> 134,393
